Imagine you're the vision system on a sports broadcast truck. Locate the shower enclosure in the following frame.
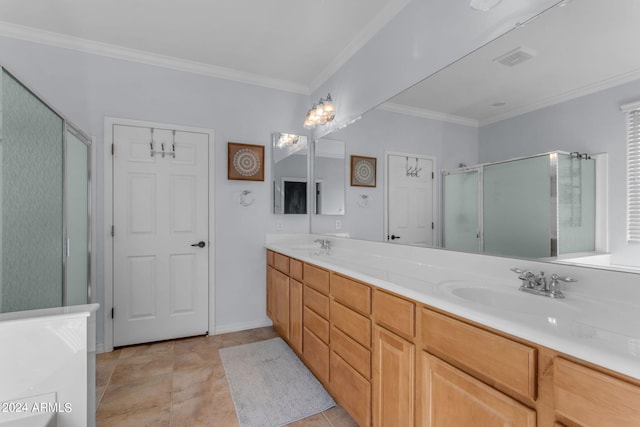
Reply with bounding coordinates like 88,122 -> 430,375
0,67 -> 91,313
442,151 -> 596,259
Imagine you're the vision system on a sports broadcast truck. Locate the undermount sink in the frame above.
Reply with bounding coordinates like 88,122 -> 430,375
439,281 -> 580,318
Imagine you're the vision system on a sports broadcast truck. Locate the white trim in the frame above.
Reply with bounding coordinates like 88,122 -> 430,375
384,151 -> 437,245
482,69 -> 640,126
377,102 -> 479,127
621,100 -> 640,113
103,117 -> 216,351
0,21 -> 308,95
213,318 -> 273,335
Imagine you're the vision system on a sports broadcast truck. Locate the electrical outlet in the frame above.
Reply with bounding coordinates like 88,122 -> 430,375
276,220 -> 284,230
335,220 -> 341,230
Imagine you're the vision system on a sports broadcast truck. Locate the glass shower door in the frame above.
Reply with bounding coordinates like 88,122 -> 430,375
1,70 -> 64,312
483,155 -> 552,258
65,127 -> 90,305
442,169 -> 480,253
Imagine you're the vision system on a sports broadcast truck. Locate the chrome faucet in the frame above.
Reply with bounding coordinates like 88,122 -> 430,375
510,268 -> 577,298
314,238 -> 331,252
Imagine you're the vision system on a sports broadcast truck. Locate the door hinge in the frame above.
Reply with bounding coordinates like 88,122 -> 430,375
111,225 -> 115,237
432,222 -> 435,230
432,171 -> 435,179
111,307 -> 114,319
111,144 -> 115,155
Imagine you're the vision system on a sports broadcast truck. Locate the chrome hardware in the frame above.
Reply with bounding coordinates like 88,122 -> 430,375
314,238 -> 331,252
511,268 -> 577,298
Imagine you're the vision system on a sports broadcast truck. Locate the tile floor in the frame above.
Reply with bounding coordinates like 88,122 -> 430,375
96,326 -> 358,427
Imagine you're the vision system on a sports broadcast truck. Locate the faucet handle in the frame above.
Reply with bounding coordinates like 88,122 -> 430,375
551,273 -> 577,283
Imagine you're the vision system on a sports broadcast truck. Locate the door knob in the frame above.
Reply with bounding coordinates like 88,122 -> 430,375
389,235 -> 401,240
191,241 -> 206,248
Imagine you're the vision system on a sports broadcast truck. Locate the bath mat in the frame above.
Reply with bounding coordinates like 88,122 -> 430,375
219,337 -> 335,427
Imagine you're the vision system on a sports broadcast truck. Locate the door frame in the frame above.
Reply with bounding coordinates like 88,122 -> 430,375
103,117 -> 215,352
384,151 -> 437,245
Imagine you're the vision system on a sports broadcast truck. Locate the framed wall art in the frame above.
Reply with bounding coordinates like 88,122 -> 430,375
228,142 -> 265,181
351,155 -> 376,187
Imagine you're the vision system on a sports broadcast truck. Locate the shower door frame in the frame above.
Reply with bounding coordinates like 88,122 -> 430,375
0,65 -> 94,311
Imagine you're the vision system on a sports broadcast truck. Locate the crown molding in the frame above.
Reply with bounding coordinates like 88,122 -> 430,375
0,21 -> 310,95
308,0 -> 411,93
377,102 -> 479,127
481,68 -> 640,126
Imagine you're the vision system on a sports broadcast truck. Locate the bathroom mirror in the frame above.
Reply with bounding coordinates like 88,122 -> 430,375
311,0 -> 640,270
272,132 -> 308,214
313,138 -> 345,215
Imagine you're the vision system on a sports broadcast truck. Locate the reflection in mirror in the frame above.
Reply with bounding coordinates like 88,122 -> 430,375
272,133 -> 308,214
311,0 -> 640,272
314,138 -> 345,215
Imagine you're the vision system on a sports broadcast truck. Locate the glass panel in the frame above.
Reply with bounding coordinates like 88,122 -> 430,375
2,70 -> 63,312
443,170 -> 479,252
483,155 -> 551,258
65,129 -> 89,305
558,154 -> 596,255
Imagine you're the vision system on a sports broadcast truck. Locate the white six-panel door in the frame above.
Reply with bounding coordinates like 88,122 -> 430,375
113,124 -> 209,346
387,153 -> 435,246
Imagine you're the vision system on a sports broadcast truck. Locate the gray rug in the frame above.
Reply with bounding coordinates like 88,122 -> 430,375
219,337 -> 336,427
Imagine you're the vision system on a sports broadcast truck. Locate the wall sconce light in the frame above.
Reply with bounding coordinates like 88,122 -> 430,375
276,133 -> 300,148
303,93 -> 336,129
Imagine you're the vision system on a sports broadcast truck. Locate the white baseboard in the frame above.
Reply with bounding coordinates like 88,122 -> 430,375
213,318 -> 273,335
96,343 -> 106,354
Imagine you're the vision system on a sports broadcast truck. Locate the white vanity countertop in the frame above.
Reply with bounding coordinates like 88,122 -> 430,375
266,234 -> 640,381
0,303 -> 100,325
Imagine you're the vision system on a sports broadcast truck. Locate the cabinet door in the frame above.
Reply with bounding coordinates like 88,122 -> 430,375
373,325 -> 414,427
266,266 -> 275,320
289,279 -> 303,354
420,352 -> 536,427
273,269 -> 290,340
554,357 -> 640,427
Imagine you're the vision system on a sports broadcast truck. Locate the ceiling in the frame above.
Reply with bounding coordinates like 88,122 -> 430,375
386,0 -> 640,125
0,0 -> 410,94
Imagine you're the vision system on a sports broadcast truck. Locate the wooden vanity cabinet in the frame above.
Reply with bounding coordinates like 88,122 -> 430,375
266,250 -> 640,427
303,262 -> 331,384
329,274 -> 373,427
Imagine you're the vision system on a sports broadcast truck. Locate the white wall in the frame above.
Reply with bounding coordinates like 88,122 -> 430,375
0,36 -> 311,348
479,78 -> 640,267
311,108 -> 478,242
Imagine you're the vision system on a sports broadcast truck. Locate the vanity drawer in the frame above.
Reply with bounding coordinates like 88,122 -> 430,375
331,300 -> 371,348
330,351 -> 371,427
331,273 -> 371,315
290,258 -> 303,282
304,285 -> 329,319
274,252 -> 289,274
554,357 -> 640,426
304,306 -> 329,344
422,308 -> 537,402
373,290 -> 415,338
303,327 -> 329,383
331,325 -> 371,379
266,250 -> 274,267
304,263 -> 330,294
